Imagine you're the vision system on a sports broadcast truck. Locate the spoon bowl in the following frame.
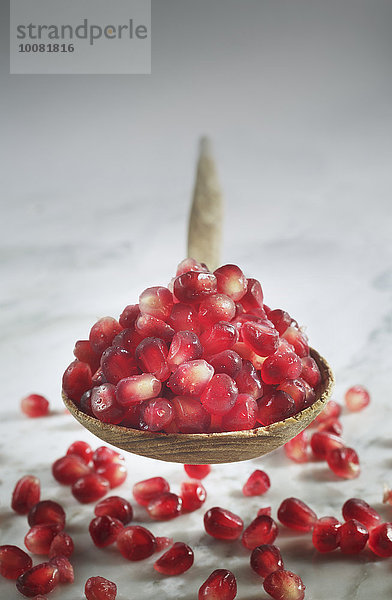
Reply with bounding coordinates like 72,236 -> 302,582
63,347 -> 333,464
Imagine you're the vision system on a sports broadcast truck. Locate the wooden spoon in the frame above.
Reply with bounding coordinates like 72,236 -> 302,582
62,138 -> 334,463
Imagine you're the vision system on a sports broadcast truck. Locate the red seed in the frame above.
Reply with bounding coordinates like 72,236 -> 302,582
176,258 -> 209,276
168,303 -> 200,334
112,328 -> 143,354
139,286 -> 173,320
184,464 -> 211,479
243,470 -> 270,497
80,389 -> 94,415
48,532 -> 74,559
204,507 -> 244,540
20,394 -> 49,418
120,404 -> 142,428
62,360 -> 92,405
91,383 -> 124,424
89,317 -> 122,355
268,309 -> 293,335
235,360 -> 263,399
198,294 -> 236,328
342,498 -> 381,530
16,563 -> 60,598
167,331 -> 203,369
155,537 -> 173,552
277,497 -> 317,532
173,271 -> 217,303
74,340 -> 101,373
135,337 -> 170,381
116,374 -> 162,407
214,264 -> 248,302
135,314 -> 175,343
317,418 -> 343,436
48,555 -> 74,583
153,541 -> 194,576
11,475 -> 40,515
89,515 -> 124,547
146,492 -> 182,520
200,322 -> 238,355
344,385 -> 370,412
201,374 -> 238,415
140,397 -> 174,431
368,522 -> 392,557
181,481 -> 207,512
257,390 -> 296,425
119,304 -> 140,329
263,570 -> 305,600
85,576 -> 117,600
133,476 -> 170,506
310,431 -> 345,460
312,517 -> 341,553
25,525 -> 60,555
221,393 -> 258,431
198,569 -> 237,600
92,446 -> 124,468
116,525 -> 156,561
257,507 -> 272,517
250,544 -> 284,578
314,400 -> 342,424
326,447 -> 360,479
338,519 -> 368,554
284,431 -> 309,463
28,500 -> 66,529
96,462 -> 127,489
282,327 -> 309,358
300,356 -> 321,387
261,350 -> 302,385
101,346 -> 138,384
242,322 -> 279,357
72,473 -> 110,504
168,359 -> 214,397
0,545 -> 32,579
94,496 -> 133,524
52,455 -> 91,485
277,379 -> 306,413
242,515 -> 278,550
208,350 -> 242,378
66,440 -> 93,464
241,278 -> 263,311
172,396 -> 211,432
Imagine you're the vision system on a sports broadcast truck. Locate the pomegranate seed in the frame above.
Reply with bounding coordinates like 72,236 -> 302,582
94,496 -> 133,524
312,516 -> 341,553
168,303 -> 200,334
243,470 -> 270,497
326,447 -> 360,479
181,481 -> 206,512
167,331 -> 203,369
204,507 -> 244,540
268,309 -> 293,335
198,569 -> 237,600
72,473 -> 110,504
11,475 -> 40,515
168,359 -> 214,396
119,304 -> 140,329
153,541 -> 194,575
235,360 -> 263,399
0,545 -> 32,579
257,507 -> 272,517
112,328 -> 143,353
146,492 -> 182,520
16,563 -> 59,598
222,393 -> 258,431
242,322 -> 279,357
139,286 -> 173,320
232,341 -> 254,362
74,339 -> 101,372
91,383 -> 124,424
198,294 -> 236,327
116,374 -> 162,407
28,500 -> 66,529
176,258 -> 209,276
25,524 -> 60,555
116,525 -> 156,561
277,379 -> 306,412
133,476 -> 170,506
92,368 -> 107,385
66,440 -> 93,464
342,498 -> 381,530
62,360 -> 92,404
52,455 -> 91,485
242,515 -> 278,550
368,522 -> 392,557
48,555 -> 74,583
257,390 -> 296,425
20,394 -> 49,418
338,519 -> 368,554
284,431 -> 309,463
250,544 -> 284,578
85,576 -> 117,600
135,337 -> 170,381
300,379 -> 316,408
184,464 -> 211,479
263,570 -> 305,600
344,385 -> 370,412
241,278 -> 263,311
314,400 -> 341,424
277,497 -> 317,532
200,322 -> 238,355
213,264 -> 247,301
300,356 -> 321,387
317,418 -> 343,436
92,446 -> 124,468
201,374 -> 238,415
310,431 -> 345,460
282,327 -> 309,358
155,536 -> 173,552
140,397 -> 174,431
261,350 -> 302,385
173,271 -> 217,303
208,350 -> 242,378
135,314 -> 175,343
80,389 -> 94,415
89,515 -> 124,547
96,462 -> 127,489
101,346 -> 138,384
48,532 -> 74,558
120,404 -> 141,428
172,396 -> 211,432
89,317 -> 122,355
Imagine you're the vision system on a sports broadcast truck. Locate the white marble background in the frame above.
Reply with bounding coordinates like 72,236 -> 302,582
1,1 -> 392,598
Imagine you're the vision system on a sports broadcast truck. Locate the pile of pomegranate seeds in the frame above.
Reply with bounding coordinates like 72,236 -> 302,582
62,260 -> 323,433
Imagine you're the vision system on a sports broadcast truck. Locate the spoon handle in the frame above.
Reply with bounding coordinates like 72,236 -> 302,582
187,137 -> 223,271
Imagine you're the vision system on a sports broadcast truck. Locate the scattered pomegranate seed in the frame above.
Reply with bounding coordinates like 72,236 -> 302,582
146,492 -> 182,520
344,385 -> 370,412
119,304 -> 140,329
72,473 -> 110,504
263,569 -> 305,600
172,396 -> 211,432
314,400 -> 341,424
96,461 -> 127,489
326,447 -> 360,479
342,498 -> 381,530
154,537 -> 173,553
173,271 -> 217,304
168,359 -> 214,397
312,516 -> 341,553
257,390 -> 296,425
0,545 -> 32,579
310,431 -> 345,460
368,522 -> 392,557
20,394 -> 49,418
338,519 -> 368,554
222,393 -> 258,431
94,495 -> 133,524
243,469 -> 270,497
257,506 -> 272,517
200,322 -> 238,355
201,374 -> 238,415
89,515 -> 124,547
28,500 -> 66,529
25,524 -> 60,555
242,515 -> 278,550
48,531 -> 74,558
89,317 -> 122,355
101,346 -> 138,385
140,397 -> 174,431
66,440 -> 93,464
92,446 -> 124,468
277,497 -> 317,532
11,475 -> 40,515
184,464 -> 211,479
62,359 -> 93,404
16,562 -> 59,598
284,431 -> 309,463
198,569 -> 237,600
133,476 -> 170,506
116,525 -> 156,561
181,481 -> 207,512
52,455 -> 91,485
48,555 -> 74,583
153,541 -> 194,576
317,418 -> 343,436
91,383 -> 124,424
204,507 -> 244,540
85,576 -> 117,600
250,544 -> 284,578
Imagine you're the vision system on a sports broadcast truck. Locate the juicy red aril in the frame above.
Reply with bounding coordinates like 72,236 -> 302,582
120,404 -> 141,428
338,519 -> 368,554
16,563 -> 59,598
85,576 -> 117,600
300,356 -> 321,387
135,337 -> 170,381
258,506 -> 272,517
168,359 -> 214,396
153,541 -> 194,576
116,374 -> 162,407
119,303 -> 140,329
243,469 -> 270,497
235,360 -> 263,399
201,374 -> 238,415
184,464 -> 211,479
72,473 -> 110,503
317,418 -> 343,436
278,497 -> 317,532
250,544 -> 284,578
11,475 -> 40,515
198,569 -> 237,600
368,522 -> 392,557
52,455 -> 91,485
222,393 -> 258,431
80,389 -> 93,415
181,481 -> 206,512
208,350 -> 242,378
176,257 -> 209,276
140,397 -> 174,431
25,524 -> 61,555
89,515 -> 124,547
91,383 -> 124,424
173,271 -> 217,303
139,286 -> 173,320
198,294 -> 236,327
133,476 -> 170,506
62,360 -> 92,404
257,390 -> 296,425
204,507 -> 244,540
314,400 -> 341,424
74,339 -> 101,372
155,536 -> 173,552
261,350 -> 302,385
282,327 -> 309,358
112,328 -> 143,353
344,385 -> 370,412
326,447 -> 360,479
92,446 -> 124,468
135,314 -> 175,343
214,264 -> 247,301
96,462 -> 127,489
277,379 -> 306,412
66,440 -> 93,464
48,555 -> 74,583
242,515 -> 278,550
0,545 -> 32,579
116,525 -> 156,561
242,322 -> 279,357
268,309 -> 293,335
241,278 -> 263,311
284,431 -> 309,463
89,317 -> 122,355
172,396 -> 211,432
168,303 -> 200,334
263,570 -> 305,600
20,394 -> 49,418
95,495 -> 133,524
342,498 -> 381,530
92,368 -> 107,386
167,331 -> 203,369
28,500 -> 66,529
200,322 -> 238,355
312,517 -> 341,553
101,346 -> 138,384
48,532 -> 74,558
310,431 -> 345,460
146,492 -> 182,520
